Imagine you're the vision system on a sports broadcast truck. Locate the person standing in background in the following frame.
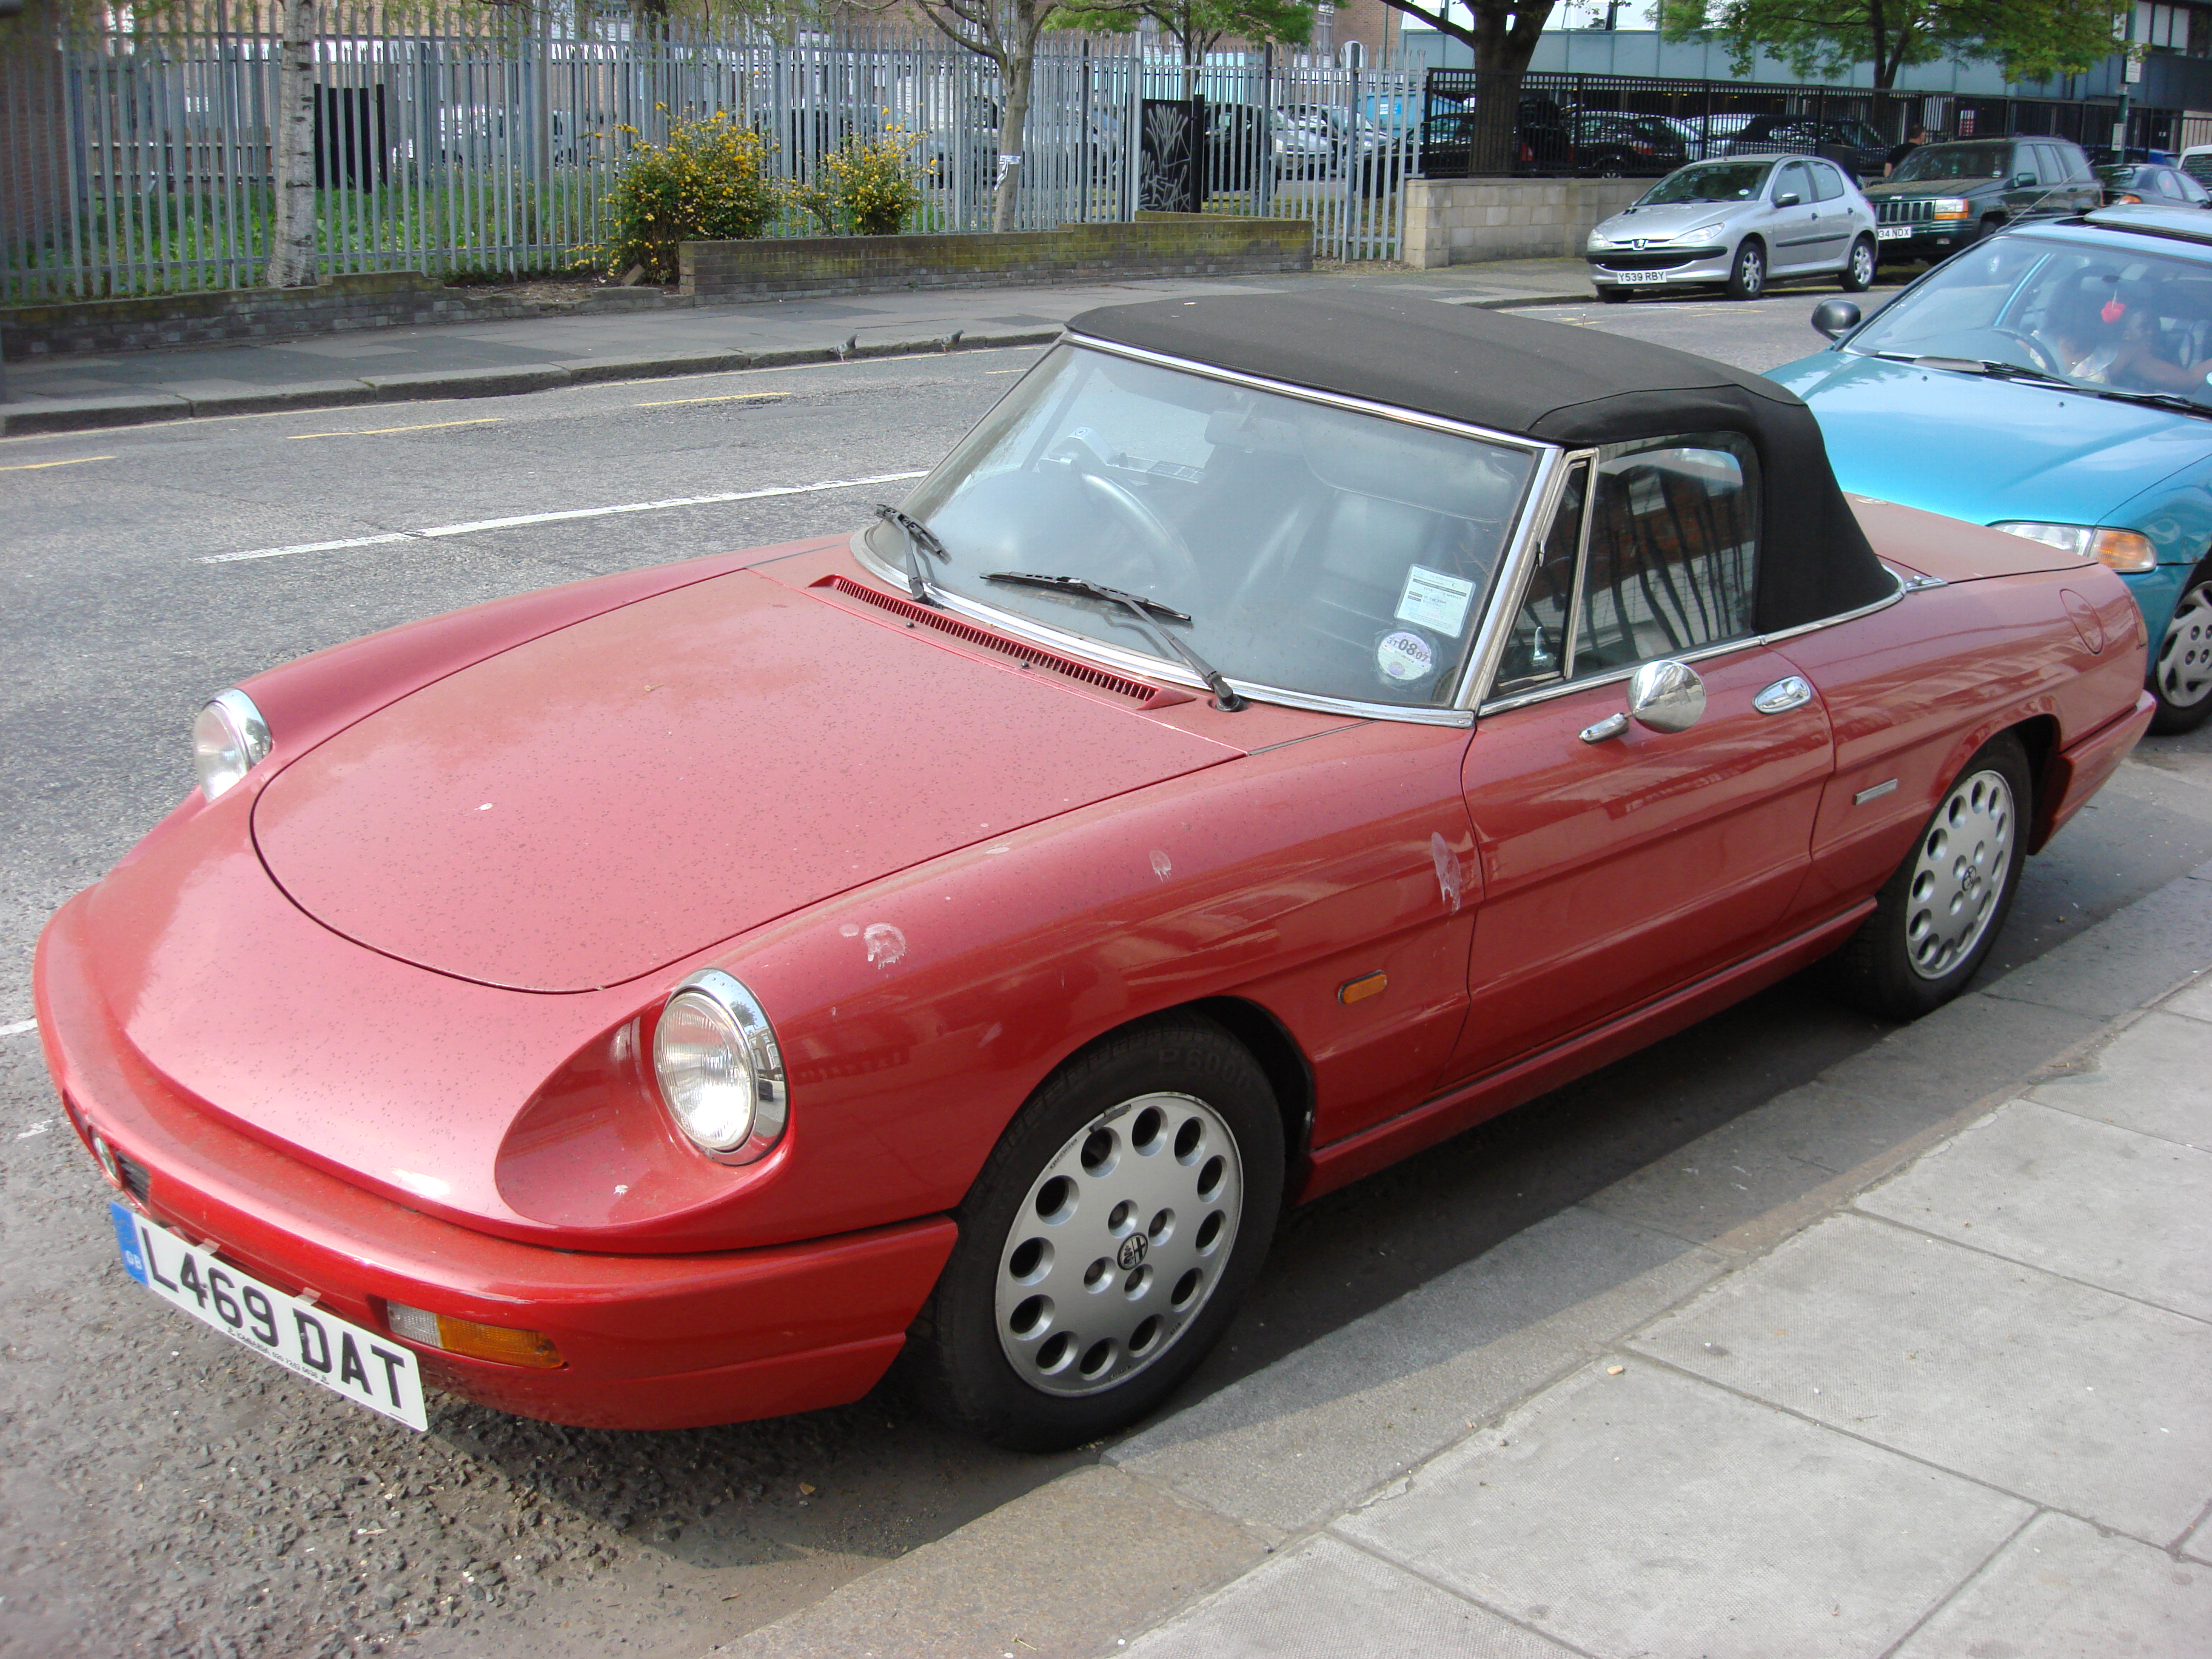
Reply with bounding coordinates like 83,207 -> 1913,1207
1885,126 -> 1928,177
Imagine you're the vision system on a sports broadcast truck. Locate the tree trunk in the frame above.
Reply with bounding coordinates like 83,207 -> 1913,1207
264,0 -> 318,288
992,51 -> 1033,234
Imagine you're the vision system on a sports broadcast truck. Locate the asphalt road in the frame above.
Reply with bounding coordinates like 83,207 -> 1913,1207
2,298 -> 2207,1659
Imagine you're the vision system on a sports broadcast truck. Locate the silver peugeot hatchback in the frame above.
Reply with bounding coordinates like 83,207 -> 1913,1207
1585,155 -> 1880,302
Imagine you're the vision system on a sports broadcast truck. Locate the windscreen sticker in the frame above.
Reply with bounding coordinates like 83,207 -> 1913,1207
1376,630 -> 1436,686
1395,566 -> 1477,635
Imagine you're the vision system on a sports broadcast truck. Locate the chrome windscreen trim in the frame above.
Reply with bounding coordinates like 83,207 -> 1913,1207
1455,446 -> 1570,710
846,531 -> 1476,726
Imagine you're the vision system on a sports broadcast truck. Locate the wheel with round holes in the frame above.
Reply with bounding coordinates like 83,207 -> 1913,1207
906,1016 -> 1284,1450
1828,732 -> 2031,1021
2150,568 -> 2212,734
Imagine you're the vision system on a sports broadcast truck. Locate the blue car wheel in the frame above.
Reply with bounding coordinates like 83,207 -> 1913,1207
2152,569 -> 2212,734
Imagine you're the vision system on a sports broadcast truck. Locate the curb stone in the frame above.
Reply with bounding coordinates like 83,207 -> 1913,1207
0,327 -> 1068,438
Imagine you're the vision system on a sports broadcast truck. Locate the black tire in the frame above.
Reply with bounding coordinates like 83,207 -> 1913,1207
1829,732 -> 2031,1022
1841,233 -> 1877,292
1972,216 -> 2003,244
1726,238 -> 1767,301
1599,286 -> 1631,303
905,1015 -> 1285,1452
2150,568 -> 2212,734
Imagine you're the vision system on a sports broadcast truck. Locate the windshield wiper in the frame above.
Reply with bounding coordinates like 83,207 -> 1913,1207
984,570 -> 1245,711
2079,386 -> 2212,420
1870,352 -> 2212,418
871,503 -> 947,605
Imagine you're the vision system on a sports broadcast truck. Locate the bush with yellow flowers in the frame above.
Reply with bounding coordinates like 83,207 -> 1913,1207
600,110 -> 779,282
794,125 -> 925,238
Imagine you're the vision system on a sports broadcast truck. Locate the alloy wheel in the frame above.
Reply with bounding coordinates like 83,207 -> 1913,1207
1848,240 -> 1875,288
1905,768 -> 2014,980
2157,582 -> 2212,711
994,1091 -> 1242,1398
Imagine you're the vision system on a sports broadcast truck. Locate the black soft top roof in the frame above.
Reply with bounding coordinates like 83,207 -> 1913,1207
1068,293 -> 1894,632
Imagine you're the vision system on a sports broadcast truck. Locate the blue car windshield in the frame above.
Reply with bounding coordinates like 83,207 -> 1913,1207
1845,234 -> 2212,406
1637,161 -> 1772,204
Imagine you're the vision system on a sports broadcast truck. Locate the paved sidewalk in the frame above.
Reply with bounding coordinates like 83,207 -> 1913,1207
714,854 -> 2212,1659
0,257 -> 1593,437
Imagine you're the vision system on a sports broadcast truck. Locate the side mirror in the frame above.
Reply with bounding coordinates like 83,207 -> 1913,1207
1627,659 -> 1706,733
1774,190 -> 1803,207
1811,297 -> 1862,340
2013,172 -> 2036,187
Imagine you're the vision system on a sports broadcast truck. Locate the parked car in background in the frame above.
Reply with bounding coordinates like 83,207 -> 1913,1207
1565,110 -> 1689,176
1772,204 -> 2212,731
2180,142 -> 2212,185
1586,154 -> 1878,300
1725,114 -> 1889,179
1864,136 -> 2101,263
38,295 -> 2152,1455
2096,161 -> 2211,207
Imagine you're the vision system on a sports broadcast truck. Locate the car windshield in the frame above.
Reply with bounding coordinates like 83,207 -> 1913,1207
1891,143 -> 2011,183
1638,160 -> 1772,203
870,344 -> 1541,710
1845,233 -> 2212,406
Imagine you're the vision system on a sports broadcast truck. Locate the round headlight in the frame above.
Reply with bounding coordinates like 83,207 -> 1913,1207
192,688 -> 272,802
652,970 -> 787,1164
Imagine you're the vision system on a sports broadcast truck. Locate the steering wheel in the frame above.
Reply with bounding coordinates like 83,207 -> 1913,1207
1986,326 -> 2067,378
1078,472 -> 1204,592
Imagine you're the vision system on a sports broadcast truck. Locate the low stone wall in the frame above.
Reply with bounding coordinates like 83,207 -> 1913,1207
680,215 -> 1313,302
0,272 -> 628,361
1401,178 -> 1644,269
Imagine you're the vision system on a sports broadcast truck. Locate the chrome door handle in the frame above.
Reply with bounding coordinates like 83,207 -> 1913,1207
1580,712 -> 1629,743
1753,674 -> 1814,714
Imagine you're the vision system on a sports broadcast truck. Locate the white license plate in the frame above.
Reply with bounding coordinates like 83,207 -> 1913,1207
111,1201 -> 427,1430
1612,268 -> 1674,284
1877,225 -> 1915,240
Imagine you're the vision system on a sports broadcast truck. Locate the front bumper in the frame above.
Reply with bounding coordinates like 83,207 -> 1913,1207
1872,223 -> 1970,258
1585,247 -> 1731,289
33,890 -> 956,1430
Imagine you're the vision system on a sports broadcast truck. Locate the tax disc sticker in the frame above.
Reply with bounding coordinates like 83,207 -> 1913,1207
1376,629 -> 1436,686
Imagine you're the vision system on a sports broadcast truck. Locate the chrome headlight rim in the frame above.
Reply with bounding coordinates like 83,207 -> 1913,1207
192,688 -> 272,802
652,968 -> 788,1166
1990,520 -> 2159,575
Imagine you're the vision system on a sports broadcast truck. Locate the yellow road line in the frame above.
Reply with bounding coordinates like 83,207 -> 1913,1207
635,392 -> 787,407
287,418 -> 503,440
0,454 -> 115,471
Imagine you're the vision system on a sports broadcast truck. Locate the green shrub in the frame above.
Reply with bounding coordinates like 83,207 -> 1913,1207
794,126 -> 925,238
599,110 -> 778,281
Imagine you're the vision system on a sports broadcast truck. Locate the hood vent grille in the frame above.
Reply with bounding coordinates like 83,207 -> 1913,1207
815,575 -> 1186,707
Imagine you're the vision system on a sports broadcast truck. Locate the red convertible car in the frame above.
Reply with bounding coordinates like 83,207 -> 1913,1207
36,297 -> 2153,1449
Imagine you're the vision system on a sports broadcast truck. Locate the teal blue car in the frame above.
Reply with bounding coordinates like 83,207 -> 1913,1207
1769,205 -> 2212,731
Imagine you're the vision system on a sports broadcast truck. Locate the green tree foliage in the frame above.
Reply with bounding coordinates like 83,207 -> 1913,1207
1657,0 -> 2123,90
599,110 -> 780,280
1061,0 -> 1320,96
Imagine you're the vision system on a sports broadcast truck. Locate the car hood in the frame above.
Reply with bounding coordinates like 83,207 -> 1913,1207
1768,349 -> 2208,526
1590,202 -> 1735,240
1862,178 -> 1991,200
252,568 -> 1241,993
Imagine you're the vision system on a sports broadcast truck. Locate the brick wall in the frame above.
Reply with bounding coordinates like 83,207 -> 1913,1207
1401,178 -> 1645,267
0,272 -> 659,360
680,215 -> 1313,302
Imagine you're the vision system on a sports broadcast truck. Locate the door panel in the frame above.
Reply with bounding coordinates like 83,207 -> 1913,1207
1443,645 -> 1833,1087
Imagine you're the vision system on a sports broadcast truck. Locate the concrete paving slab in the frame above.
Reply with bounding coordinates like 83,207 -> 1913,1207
1631,1212 -> 2212,1543
2167,974 -> 2212,1023
1979,860 -> 2212,1018
705,1464 -> 1263,1659
1107,1206 -> 1724,1535
1337,1361 -> 2029,1659
1892,1510 -> 2211,1659
2028,1009 -> 2212,1151
1857,1099 -> 2212,1321
180,379 -> 383,418
1124,1535 -> 1576,1658
0,389 -> 190,433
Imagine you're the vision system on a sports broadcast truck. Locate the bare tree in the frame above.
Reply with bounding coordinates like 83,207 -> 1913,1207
903,0 -> 1136,231
264,0 -> 319,286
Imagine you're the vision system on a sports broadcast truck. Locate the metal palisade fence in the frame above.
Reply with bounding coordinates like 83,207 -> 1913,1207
1,10 -> 1423,302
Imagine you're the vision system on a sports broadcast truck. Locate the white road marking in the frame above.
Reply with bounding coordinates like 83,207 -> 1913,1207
0,1019 -> 36,1038
199,470 -> 930,565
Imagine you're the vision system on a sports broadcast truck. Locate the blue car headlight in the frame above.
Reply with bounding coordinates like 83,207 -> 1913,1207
1991,522 -> 2157,575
